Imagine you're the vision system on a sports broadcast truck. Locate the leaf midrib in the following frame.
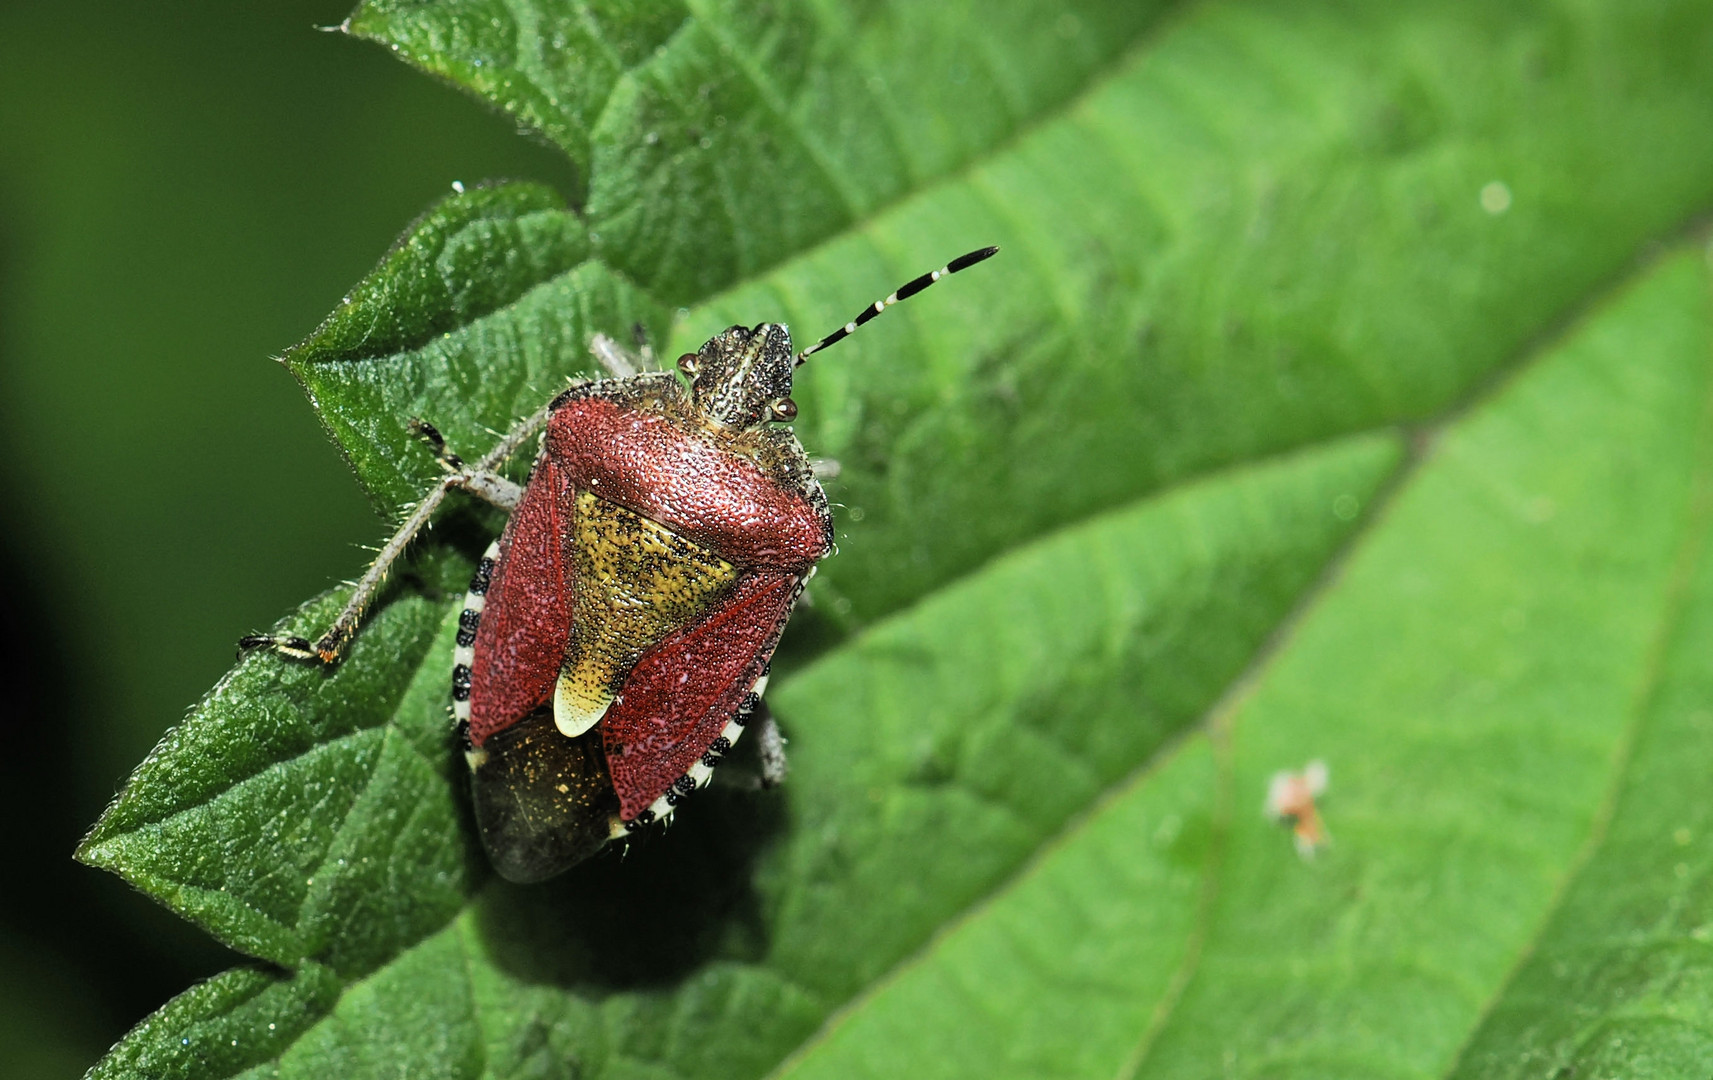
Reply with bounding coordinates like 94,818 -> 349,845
347,0 -> 1196,344
680,0 -> 866,219
1433,254 -> 1713,1079
1119,232 -> 1713,1080
581,0 -> 1198,315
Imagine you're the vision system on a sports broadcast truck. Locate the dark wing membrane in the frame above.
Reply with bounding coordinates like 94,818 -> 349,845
601,570 -> 798,820
468,456 -> 576,744
469,707 -> 619,884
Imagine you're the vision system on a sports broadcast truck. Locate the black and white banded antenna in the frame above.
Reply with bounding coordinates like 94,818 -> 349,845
793,246 -> 999,366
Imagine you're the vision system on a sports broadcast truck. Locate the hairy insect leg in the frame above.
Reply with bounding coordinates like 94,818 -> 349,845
406,418 -> 527,509
239,402 -> 554,664
588,324 -> 657,379
408,417 -> 464,469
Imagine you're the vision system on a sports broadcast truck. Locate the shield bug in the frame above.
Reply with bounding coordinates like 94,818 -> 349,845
245,246 -> 999,881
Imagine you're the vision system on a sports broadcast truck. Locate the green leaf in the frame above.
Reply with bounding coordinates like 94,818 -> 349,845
279,182 -> 668,517
775,242 -> 1713,1080
86,966 -> 343,1080
347,0 -> 1177,298
1445,294 -> 1713,1076
82,0 -> 1713,1077
345,0 -> 693,206
79,543 -> 483,975
316,0 -> 1713,634
86,429 -> 1397,1079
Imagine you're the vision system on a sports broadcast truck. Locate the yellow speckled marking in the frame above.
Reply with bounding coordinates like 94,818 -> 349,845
553,491 -> 738,737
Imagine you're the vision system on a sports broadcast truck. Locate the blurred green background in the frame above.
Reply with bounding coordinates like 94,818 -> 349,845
0,3 -> 576,1074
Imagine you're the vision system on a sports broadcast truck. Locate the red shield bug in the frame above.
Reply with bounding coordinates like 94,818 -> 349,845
244,246 -> 999,882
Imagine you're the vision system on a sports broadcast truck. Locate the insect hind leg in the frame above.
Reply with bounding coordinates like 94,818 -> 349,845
754,702 -> 789,788
699,692 -> 790,792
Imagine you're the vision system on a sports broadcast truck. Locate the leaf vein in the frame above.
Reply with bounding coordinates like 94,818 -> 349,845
1437,261 -> 1713,1075
679,3 -> 866,218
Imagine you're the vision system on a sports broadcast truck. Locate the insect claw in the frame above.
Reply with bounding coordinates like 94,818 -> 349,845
237,634 -> 321,662
409,417 -> 464,470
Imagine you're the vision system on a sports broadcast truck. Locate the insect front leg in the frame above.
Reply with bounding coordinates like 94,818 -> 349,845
409,419 -> 525,511
240,403 -> 554,664
588,324 -> 657,379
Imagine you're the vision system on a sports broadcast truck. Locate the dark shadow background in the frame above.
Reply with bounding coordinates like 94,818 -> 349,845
0,3 -> 578,1074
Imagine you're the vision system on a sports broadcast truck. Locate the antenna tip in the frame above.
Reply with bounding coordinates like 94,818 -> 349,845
949,246 -> 1001,273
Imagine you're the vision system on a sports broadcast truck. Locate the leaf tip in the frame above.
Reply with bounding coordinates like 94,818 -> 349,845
340,4 -> 387,45
74,816 -> 119,869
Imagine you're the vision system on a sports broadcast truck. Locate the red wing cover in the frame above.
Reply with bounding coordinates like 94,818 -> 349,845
468,457 -> 576,744
601,569 -> 798,820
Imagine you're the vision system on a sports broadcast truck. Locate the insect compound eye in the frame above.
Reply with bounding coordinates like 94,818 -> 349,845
771,397 -> 798,422
677,352 -> 699,376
